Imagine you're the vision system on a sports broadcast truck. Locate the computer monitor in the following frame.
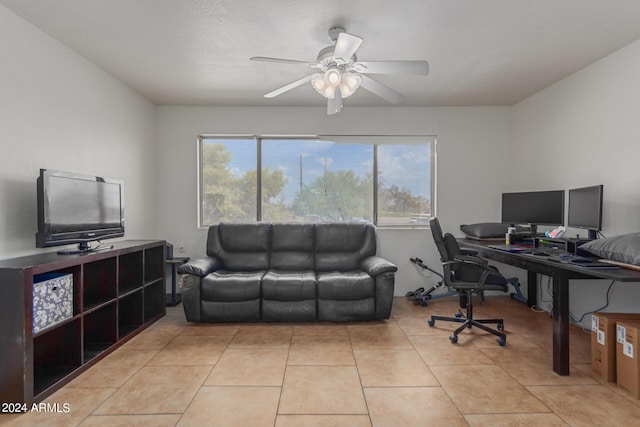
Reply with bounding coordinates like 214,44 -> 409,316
501,190 -> 565,236
567,185 -> 603,240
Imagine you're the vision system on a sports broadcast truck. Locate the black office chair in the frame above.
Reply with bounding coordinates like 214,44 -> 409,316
427,217 -> 509,346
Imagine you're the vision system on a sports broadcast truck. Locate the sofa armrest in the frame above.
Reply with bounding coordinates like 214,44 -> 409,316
177,256 -> 222,278
360,256 -> 398,277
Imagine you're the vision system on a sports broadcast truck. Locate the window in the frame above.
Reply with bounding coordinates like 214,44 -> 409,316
199,138 -> 256,223
199,135 -> 435,227
261,139 -> 373,223
377,140 -> 432,226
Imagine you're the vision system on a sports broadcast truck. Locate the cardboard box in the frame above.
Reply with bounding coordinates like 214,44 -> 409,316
32,273 -> 73,333
616,320 -> 640,399
591,312 -> 640,382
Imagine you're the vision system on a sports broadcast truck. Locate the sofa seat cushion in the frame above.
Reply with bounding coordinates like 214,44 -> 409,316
317,271 -> 374,300
262,270 -> 317,301
202,270 -> 264,302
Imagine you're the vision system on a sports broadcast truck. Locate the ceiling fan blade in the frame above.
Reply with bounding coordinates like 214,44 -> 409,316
264,74 -> 316,98
355,60 -> 429,75
333,32 -> 363,61
327,87 -> 343,115
250,56 -> 315,66
359,75 -> 403,104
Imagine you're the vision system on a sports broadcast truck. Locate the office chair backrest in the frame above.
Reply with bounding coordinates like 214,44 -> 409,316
430,217 -> 462,262
429,217 -> 447,260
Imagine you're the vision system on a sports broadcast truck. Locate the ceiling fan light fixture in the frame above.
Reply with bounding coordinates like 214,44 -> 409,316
311,73 -> 326,92
324,68 -> 342,87
311,73 -> 336,98
322,85 -> 336,99
340,71 -> 362,98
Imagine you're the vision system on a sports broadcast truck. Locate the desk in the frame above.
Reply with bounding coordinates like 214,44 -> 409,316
459,238 -> 640,376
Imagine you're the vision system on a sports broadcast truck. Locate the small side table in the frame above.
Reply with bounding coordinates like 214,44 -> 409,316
166,257 -> 189,306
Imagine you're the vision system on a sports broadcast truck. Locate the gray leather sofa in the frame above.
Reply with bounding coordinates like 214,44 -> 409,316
177,222 -> 397,322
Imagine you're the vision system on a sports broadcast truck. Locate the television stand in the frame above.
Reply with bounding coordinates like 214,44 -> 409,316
0,240 -> 166,406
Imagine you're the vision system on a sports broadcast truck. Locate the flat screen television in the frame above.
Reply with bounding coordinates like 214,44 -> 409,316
36,169 -> 125,254
567,184 -> 603,240
501,190 -> 565,236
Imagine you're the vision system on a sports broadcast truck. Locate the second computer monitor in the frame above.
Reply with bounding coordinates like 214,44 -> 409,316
568,184 -> 603,239
502,190 -> 565,235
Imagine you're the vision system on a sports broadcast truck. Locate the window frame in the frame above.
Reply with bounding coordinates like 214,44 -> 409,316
197,134 -> 436,228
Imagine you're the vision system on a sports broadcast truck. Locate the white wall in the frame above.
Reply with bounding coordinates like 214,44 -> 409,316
0,5 -> 158,258
156,106 -> 512,296
511,39 -> 640,325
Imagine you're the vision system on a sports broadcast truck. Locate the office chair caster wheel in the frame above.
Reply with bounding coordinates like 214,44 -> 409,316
428,319 -> 435,327
497,323 -> 504,331
455,312 -> 463,318
449,335 -> 458,344
497,337 -> 506,346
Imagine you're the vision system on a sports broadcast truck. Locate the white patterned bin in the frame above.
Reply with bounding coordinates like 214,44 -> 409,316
32,273 -> 73,333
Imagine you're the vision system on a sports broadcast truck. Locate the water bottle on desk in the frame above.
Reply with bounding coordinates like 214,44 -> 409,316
505,226 -> 516,244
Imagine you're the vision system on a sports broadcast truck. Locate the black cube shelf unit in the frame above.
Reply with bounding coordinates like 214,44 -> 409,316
0,240 -> 166,406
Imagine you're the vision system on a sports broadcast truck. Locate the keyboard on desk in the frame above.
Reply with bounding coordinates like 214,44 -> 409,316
487,244 -> 532,253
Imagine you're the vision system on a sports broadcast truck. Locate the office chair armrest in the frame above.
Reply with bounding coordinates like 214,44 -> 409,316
460,248 -> 478,256
444,258 -> 507,290
442,258 -> 480,269
454,254 -> 488,266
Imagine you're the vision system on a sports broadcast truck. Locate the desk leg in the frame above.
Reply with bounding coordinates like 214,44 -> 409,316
527,271 -> 537,307
552,271 -> 570,375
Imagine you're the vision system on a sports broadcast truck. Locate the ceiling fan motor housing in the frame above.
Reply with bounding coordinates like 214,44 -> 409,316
316,46 -> 357,68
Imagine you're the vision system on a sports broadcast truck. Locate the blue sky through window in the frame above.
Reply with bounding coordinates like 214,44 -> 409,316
204,137 -> 431,206
262,139 -> 373,205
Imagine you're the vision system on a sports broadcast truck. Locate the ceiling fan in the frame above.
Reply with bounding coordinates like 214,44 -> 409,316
250,27 -> 429,115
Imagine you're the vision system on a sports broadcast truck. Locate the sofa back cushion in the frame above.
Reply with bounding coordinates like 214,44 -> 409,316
270,223 -> 315,270
206,223 -> 271,271
315,223 -> 376,271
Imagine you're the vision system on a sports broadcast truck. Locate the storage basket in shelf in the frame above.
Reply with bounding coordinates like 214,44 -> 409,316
32,273 -> 73,333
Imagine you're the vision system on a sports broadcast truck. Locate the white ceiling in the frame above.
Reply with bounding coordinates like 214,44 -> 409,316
3,0 -> 640,107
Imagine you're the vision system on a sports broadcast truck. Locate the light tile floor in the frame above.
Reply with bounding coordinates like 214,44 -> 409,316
4,296 -> 640,426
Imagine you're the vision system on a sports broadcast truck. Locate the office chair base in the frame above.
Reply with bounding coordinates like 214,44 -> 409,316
429,315 -> 506,346
428,294 -> 507,346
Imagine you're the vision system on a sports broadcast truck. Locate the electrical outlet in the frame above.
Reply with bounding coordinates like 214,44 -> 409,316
178,242 -> 186,253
